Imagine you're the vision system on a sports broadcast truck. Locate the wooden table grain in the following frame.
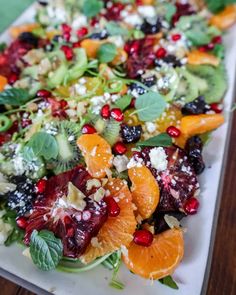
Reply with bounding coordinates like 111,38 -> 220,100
0,114 -> 235,295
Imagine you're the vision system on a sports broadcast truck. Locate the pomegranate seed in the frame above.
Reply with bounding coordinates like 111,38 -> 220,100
130,97 -> 136,108
210,103 -> 223,113
60,100 -> 68,109
36,179 -> 47,194
105,197 -> 120,217
61,23 -> 72,34
52,110 -> 68,119
37,89 -> 51,98
66,226 -> 74,237
133,229 -> 153,247
124,43 -> 131,53
63,32 -> 71,42
100,104 -> 111,119
133,151 -> 142,160
212,35 -> 222,44
64,215 -> 72,225
81,124 -> 97,134
166,126 -> 181,138
72,41 -> 81,48
110,108 -> 124,122
156,47 -> 167,58
130,41 -> 140,55
77,27 -> 88,38
199,46 -> 207,52
90,17 -> 99,27
206,43 -> 214,50
16,217 -> 28,229
113,142 -> 127,155
61,45 -> 73,61
172,34 -> 181,41
184,197 -> 199,215
8,73 -> 19,85
21,118 -> 32,128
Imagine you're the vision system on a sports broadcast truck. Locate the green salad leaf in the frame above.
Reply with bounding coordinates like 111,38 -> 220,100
0,88 -> 31,106
115,94 -> 133,110
27,132 -> 59,161
205,0 -> 236,13
137,133 -> 172,147
105,22 -> 129,36
163,3 -> 177,23
30,230 -> 63,271
159,275 -> 179,290
135,91 -> 166,122
82,0 -> 103,18
97,43 -> 117,63
0,42 -> 7,53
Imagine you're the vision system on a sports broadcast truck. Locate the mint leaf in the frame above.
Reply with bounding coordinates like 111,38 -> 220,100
30,230 -> 63,271
115,95 -> 132,110
159,275 -> 179,290
27,132 -> 59,160
212,44 -> 225,59
105,22 -> 128,36
0,88 -> 31,106
135,91 -> 166,121
82,0 -> 103,18
0,42 -> 7,53
137,133 -> 172,147
163,3 -> 177,23
97,43 -> 117,63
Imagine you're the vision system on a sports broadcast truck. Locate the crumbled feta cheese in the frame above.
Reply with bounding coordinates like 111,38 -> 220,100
75,84 -> 87,96
145,122 -> 156,134
149,147 -> 168,171
72,15 -> 88,29
127,157 -> 143,169
137,6 -> 156,18
124,14 -> 143,26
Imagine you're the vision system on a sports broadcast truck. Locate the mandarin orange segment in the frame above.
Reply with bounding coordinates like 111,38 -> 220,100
187,50 -> 220,66
128,166 -> 160,219
209,4 -> 236,30
81,178 -> 137,264
0,75 -> 7,92
180,114 -> 224,137
123,229 -> 184,280
77,134 -> 113,178
156,105 -> 183,133
80,39 -> 103,58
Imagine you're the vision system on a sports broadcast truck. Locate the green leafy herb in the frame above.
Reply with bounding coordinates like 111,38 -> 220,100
97,43 -> 117,63
205,0 -> 236,13
137,133 -> 172,147
212,44 -> 225,59
105,22 -> 128,36
0,88 -> 31,106
82,0 -> 103,18
115,94 -> 132,110
27,132 -> 59,160
0,42 -> 7,53
30,230 -> 63,271
159,275 -> 179,290
134,91 -> 166,122
163,3 -> 177,23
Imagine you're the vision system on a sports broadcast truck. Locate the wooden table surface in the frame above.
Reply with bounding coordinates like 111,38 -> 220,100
0,113 -> 235,295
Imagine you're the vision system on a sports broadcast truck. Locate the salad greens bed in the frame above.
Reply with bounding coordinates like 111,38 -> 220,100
0,0 -> 235,291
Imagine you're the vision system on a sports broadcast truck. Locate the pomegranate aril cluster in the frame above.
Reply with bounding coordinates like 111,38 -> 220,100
133,229 -> 153,247
82,124 -> 97,134
184,197 -> 199,215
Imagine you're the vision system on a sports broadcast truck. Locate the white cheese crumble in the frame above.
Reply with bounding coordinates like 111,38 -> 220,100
124,14 -> 143,26
113,155 -> 129,173
145,122 -> 156,134
0,210 -> 12,245
149,147 -> 168,171
137,6 -> 156,18
127,157 -> 143,169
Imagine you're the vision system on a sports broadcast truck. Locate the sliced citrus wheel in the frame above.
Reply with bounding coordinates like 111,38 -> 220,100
81,178 -> 137,263
128,166 -> 160,219
77,134 -> 113,178
123,229 -> 184,280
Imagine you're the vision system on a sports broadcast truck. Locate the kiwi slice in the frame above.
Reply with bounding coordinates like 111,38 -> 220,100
49,121 -> 82,175
187,64 -> 227,103
94,118 -> 121,146
176,68 -> 199,102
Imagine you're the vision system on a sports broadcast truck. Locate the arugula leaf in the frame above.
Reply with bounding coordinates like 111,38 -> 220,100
30,230 -> 63,271
115,95 -> 132,110
97,43 -> 117,63
105,22 -> 128,36
0,88 -> 31,106
159,275 -> 179,290
27,132 -> 59,160
135,91 -> 166,122
82,0 -> 103,18
0,42 -> 7,53
137,133 -> 172,147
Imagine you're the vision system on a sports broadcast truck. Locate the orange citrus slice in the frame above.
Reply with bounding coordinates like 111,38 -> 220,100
77,134 -> 113,178
81,178 -> 137,264
123,229 -> 184,280
209,4 -> 236,30
187,50 -> 220,67
128,166 -> 160,219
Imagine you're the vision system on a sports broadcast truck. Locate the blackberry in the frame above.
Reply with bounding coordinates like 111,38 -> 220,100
182,96 -> 210,115
120,124 -> 142,144
7,175 -> 36,217
129,83 -> 146,96
38,0 -> 49,6
185,136 -> 205,175
18,32 -> 39,47
155,54 -> 182,68
141,75 -> 157,87
152,211 -> 186,234
140,19 -> 162,35
89,30 -> 109,40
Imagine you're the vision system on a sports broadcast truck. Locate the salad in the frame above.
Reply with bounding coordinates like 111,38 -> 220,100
0,0 -> 235,291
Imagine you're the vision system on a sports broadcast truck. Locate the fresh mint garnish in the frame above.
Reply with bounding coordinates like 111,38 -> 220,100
137,133 -> 172,147
82,0 -> 103,18
159,275 -> 179,290
105,22 -> 128,36
0,88 -> 31,106
0,42 -> 7,52
115,94 -> 133,110
97,43 -> 117,63
30,230 -> 63,271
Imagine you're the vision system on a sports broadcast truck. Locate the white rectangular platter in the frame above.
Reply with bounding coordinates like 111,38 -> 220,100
0,3 -> 235,295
